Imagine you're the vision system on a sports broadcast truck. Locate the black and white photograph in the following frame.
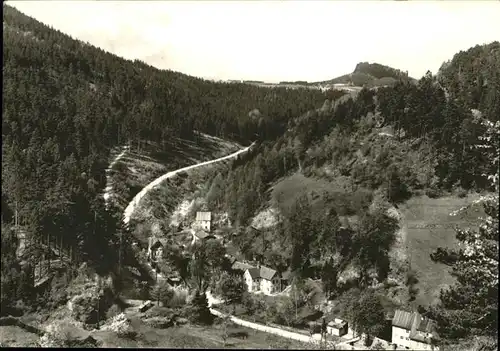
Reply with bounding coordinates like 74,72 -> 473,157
1,0 -> 498,349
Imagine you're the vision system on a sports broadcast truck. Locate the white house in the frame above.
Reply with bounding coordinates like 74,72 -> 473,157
327,318 -> 348,337
392,310 -> 439,350
195,211 -> 212,232
241,264 -> 286,295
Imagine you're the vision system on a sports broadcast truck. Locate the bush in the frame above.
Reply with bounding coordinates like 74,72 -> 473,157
425,187 -> 442,199
405,270 -> 419,302
430,248 -> 459,266
144,316 -> 174,329
144,306 -> 175,318
456,187 -> 468,198
167,292 -> 187,308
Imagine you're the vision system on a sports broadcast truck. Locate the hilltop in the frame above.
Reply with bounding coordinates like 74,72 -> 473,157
315,61 -> 416,87
237,62 -> 417,91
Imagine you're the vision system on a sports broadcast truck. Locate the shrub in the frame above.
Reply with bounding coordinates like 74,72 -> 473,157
425,187 -> 442,199
167,289 -> 188,308
143,306 -> 174,318
456,187 -> 468,198
430,248 -> 459,266
405,270 -> 420,302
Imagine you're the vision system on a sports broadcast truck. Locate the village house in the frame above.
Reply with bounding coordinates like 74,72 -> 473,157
327,318 -> 349,337
392,309 -> 439,350
147,237 -> 169,263
241,263 -> 288,295
195,211 -> 212,232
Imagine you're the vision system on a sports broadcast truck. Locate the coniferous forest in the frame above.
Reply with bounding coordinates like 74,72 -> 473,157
1,4 -> 498,350
2,5 -> 331,283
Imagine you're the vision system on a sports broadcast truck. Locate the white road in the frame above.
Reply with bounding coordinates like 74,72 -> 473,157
123,142 -> 254,224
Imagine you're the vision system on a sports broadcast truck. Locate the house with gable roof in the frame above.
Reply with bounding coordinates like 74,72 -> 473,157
392,309 -> 439,350
195,211 -> 212,232
240,263 -> 289,295
147,237 -> 169,263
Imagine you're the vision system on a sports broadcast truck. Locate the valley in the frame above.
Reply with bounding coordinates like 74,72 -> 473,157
1,3 -> 498,351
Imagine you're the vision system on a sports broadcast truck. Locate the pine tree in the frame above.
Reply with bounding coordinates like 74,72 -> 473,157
188,290 -> 214,325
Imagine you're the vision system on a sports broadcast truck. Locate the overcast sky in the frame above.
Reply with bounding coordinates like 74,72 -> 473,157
8,1 -> 500,83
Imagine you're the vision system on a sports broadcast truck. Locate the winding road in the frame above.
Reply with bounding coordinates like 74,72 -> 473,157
123,141 -> 254,224
120,140 -> 253,281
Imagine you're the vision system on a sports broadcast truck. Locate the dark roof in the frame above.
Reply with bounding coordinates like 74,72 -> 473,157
195,230 -> 214,239
247,267 -> 261,279
259,265 -> 278,280
417,318 -> 431,332
151,238 -> 168,249
244,265 -> 278,281
231,261 -> 254,272
392,309 -> 415,330
196,212 -> 212,221
410,314 -> 437,343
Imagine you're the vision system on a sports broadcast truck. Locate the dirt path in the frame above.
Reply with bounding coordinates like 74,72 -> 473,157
103,145 -> 129,206
123,142 -> 254,224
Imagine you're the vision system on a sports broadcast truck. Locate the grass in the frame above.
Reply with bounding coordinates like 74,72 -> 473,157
271,173 -> 332,212
91,311 -> 311,349
6,303 -> 311,349
0,326 -> 40,347
399,194 -> 485,307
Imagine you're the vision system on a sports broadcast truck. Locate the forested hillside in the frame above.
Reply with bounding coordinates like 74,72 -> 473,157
190,42 -> 499,348
1,4 -> 337,313
1,3 -> 498,349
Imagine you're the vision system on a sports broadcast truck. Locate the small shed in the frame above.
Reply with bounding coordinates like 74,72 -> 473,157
147,237 -> 168,262
327,318 -> 348,337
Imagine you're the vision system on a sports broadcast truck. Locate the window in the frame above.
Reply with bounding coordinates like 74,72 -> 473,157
406,337 -> 409,341
401,336 -> 403,339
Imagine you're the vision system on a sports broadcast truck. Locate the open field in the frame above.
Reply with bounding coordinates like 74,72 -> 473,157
400,194 -> 486,307
1,305 -> 311,349
93,318 -> 311,349
0,326 -> 40,347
